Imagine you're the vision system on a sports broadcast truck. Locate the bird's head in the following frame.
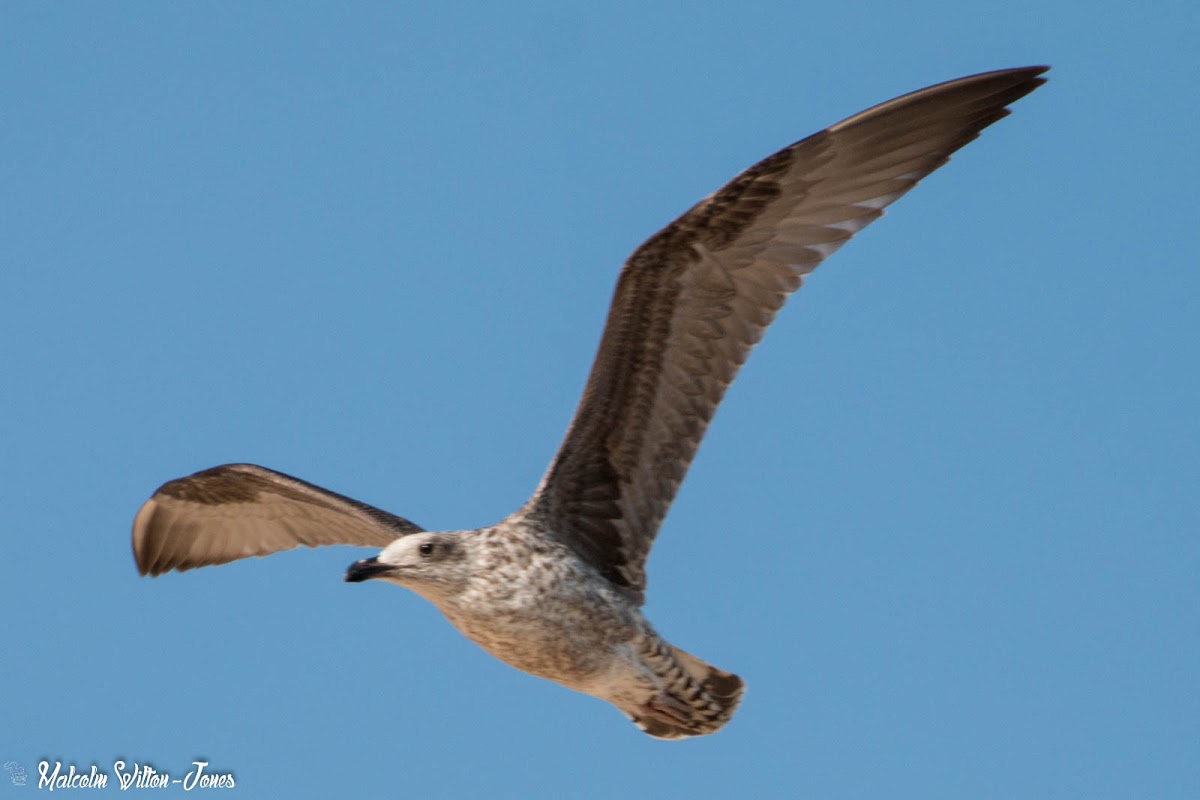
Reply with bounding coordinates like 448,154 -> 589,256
345,532 -> 470,601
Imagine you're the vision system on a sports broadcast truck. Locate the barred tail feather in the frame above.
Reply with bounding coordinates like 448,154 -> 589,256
629,642 -> 745,740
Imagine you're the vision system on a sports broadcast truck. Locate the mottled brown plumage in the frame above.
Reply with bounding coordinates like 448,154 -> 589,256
132,67 -> 1047,737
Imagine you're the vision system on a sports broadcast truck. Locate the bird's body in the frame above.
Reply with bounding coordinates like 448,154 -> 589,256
348,518 -> 744,737
417,523 -> 638,688
132,67 -> 1047,738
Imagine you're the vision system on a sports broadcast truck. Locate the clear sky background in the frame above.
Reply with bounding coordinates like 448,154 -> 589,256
2,3 -> 1196,799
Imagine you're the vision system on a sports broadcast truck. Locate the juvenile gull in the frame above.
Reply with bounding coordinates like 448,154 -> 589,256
133,67 -> 1047,738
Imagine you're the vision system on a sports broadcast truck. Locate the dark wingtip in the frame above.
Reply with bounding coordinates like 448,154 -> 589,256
1017,64 -> 1051,88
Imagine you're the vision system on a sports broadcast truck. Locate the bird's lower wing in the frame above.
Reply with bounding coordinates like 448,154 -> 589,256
132,463 -> 423,576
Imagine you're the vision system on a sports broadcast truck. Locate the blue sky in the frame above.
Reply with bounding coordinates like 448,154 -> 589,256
2,2 -> 1196,798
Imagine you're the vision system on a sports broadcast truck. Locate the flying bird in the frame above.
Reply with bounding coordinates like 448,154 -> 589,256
133,66 -> 1047,738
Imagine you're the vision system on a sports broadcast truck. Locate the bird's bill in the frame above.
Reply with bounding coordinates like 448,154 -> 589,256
344,556 -> 396,583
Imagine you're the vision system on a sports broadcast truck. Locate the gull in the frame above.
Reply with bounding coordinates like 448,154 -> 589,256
133,66 -> 1047,738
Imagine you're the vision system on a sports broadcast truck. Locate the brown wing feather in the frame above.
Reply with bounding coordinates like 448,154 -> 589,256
517,67 -> 1048,599
132,463 -> 423,576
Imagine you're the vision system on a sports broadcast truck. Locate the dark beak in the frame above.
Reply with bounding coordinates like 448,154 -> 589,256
345,556 -> 395,583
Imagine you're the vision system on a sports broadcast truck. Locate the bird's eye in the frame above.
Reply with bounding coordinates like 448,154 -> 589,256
418,542 -> 435,557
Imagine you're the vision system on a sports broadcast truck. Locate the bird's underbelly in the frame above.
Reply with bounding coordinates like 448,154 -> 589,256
439,592 -> 639,691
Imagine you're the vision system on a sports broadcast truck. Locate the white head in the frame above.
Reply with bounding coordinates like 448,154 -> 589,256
344,532 -> 471,602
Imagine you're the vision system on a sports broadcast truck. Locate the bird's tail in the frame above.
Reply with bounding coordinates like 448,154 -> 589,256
628,640 -> 745,740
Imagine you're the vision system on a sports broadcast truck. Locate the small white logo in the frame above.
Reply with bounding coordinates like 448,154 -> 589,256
4,760 -> 28,786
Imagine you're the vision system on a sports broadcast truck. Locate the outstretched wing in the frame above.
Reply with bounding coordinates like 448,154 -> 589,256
132,463 -> 423,576
515,66 -> 1047,601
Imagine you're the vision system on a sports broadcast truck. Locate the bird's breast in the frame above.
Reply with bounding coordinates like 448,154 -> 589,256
436,546 -> 640,687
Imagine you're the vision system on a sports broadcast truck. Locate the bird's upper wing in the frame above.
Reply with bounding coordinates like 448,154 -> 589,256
132,463 -> 423,576
514,66 -> 1047,601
